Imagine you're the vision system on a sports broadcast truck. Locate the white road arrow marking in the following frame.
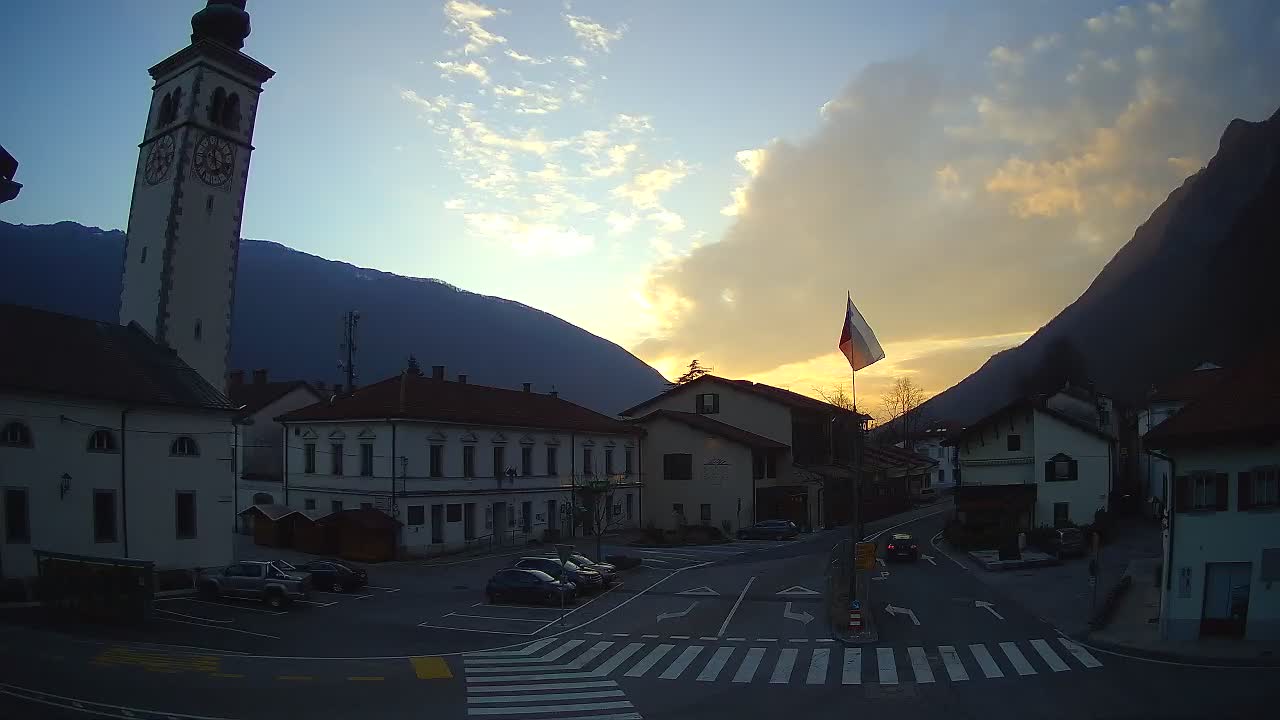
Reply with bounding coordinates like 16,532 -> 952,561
884,605 -> 920,626
776,585 -> 821,597
657,601 -> 699,622
677,586 -> 719,596
782,602 -> 814,625
876,558 -> 886,567
975,600 -> 1005,620
871,571 -> 890,581
921,554 -> 937,566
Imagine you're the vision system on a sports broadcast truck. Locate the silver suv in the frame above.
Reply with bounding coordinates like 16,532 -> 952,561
198,561 -> 311,608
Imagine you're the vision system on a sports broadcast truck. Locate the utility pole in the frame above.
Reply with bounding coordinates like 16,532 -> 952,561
338,310 -> 360,390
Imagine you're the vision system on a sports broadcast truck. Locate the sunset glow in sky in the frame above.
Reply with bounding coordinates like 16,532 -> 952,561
4,0 -> 1279,405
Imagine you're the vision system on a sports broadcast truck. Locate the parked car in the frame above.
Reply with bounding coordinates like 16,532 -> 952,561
885,533 -> 919,562
737,520 -> 800,540
511,557 -> 604,593
1047,527 -> 1086,557
292,560 -> 368,593
198,561 -> 310,608
486,568 -> 576,605
565,553 -> 618,585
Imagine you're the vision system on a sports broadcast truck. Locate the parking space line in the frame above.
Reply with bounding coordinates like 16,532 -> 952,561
294,599 -> 339,607
350,594 -> 375,599
155,609 -> 233,624
156,617 -> 281,640
366,586 -> 398,591
532,582 -> 626,632
477,604 -> 563,615
347,676 -> 385,681
210,673 -> 244,679
276,676 -> 313,681
170,598 -> 287,616
417,623 -> 537,636
446,613 -> 549,624
716,576 -> 755,638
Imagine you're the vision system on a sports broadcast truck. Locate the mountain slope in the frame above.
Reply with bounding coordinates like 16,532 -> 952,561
921,108 -> 1280,424
0,221 -> 667,415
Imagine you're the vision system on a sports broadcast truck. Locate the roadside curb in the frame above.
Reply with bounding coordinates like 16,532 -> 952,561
155,589 -> 196,598
1076,631 -> 1280,668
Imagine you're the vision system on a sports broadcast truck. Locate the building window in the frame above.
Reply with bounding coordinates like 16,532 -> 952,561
626,493 -> 633,520
696,393 -> 720,414
304,443 -> 316,474
447,504 -> 462,523
672,503 -> 684,521
94,490 -> 117,543
408,505 -> 425,526
493,446 -> 506,478
624,448 -> 633,475
1178,472 -> 1227,512
2,422 -> 33,448
583,448 -> 594,475
752,453 -> 766,480
663,453 -> 693,480
331,500 -> 344,513
304,498 -> 316,510
140,246 -> 148,264
1007,434 -> 1021,452
1045,454 -> 1076,482
1053,502 -> 1069,528
463,445 -> 475,477
360,443 -> 374,476
1243,468 -> 1280,509
361,502 -> 373,510
208,87 -> 226,124
170,436 -> 199,457
700,503 -> 712,524
521,446 -> 533,476
938,468 -> 946,484
546,447 -> 558,476
331,443 -> 344,475
87,429 -> 117,453
605,448 -> 614,475
429,445 -> 443,478
4,488 -> 30,543
175,492 -> 197,539
766,453 -> 777,478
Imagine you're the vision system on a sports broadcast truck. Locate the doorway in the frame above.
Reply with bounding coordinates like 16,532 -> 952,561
430,505 -> 443,544
463,502 -> 476,541
521,501 -> 532,533
547,499 -> 557,531
1201,562 -> 1251,637
492,502 -> 507,544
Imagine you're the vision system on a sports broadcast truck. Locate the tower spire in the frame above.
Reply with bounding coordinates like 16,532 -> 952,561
191,0 -> 252,50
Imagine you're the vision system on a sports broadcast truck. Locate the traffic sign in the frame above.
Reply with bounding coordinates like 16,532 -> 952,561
849,600 -> 862,611
556,543 -> 574,565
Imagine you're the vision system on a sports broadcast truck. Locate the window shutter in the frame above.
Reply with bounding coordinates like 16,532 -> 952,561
1175,476 -> 1190,512
1214,473 -> 1229,511
1069,459 -> 1079,482
1237,471 -> 1252,511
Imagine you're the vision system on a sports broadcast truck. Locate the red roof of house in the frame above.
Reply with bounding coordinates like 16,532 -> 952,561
1149,364 -> 1227,403
619,375 -> 872,421
630,409 -> 788,451
229,379 -> 318,416
0,303 -> 234,411
1143,352 -> 1279,448
277,372 -> 637,435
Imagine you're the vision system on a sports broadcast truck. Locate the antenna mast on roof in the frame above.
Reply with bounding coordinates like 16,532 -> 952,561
337,310 -> 360,391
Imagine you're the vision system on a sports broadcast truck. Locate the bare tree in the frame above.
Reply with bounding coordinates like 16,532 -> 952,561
814,384 -> 856,412
878,377 -> 929,450
671,359 -> 713,387
573,475 -> 627,560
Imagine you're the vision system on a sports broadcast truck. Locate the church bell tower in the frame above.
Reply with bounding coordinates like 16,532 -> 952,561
119,1 -> 274,395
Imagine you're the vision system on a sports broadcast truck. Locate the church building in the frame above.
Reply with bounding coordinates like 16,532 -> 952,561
0,1 -> 273,582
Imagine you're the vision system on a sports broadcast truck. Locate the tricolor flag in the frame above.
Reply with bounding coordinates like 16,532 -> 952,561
837,294 -> 885,371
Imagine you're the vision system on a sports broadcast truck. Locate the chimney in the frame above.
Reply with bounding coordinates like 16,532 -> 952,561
252,369 -> 268,385
431,365 -> 445,380
458,374 -> 468,384
229,370 -> 245,386
522,383 -> 531,393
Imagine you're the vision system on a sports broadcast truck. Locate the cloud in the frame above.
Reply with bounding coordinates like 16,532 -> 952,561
613,161 -> 690,209
1086,4 -> 1137,33
505,48 -> 547,64
634,0 -> 1280,387
564,13 -> 626,52
435,60 -> 490,84
606,211 -> 639,236
443,0 -> 509,55
463,212 -> 595,256
648,208 -> 685,234
721,148 -> 767,216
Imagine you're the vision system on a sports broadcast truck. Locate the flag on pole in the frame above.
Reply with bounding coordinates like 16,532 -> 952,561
838,293 -> 885,371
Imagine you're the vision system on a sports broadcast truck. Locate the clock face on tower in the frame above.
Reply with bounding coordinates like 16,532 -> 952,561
143,135 -> 175,185
193,134 -> 235,187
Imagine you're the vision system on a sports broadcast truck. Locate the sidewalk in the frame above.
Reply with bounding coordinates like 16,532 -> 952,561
1085,558 -> 1280,667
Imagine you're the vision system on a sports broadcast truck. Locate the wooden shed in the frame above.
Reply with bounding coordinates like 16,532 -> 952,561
238,504 -> 298,547
319,509 -> 401,563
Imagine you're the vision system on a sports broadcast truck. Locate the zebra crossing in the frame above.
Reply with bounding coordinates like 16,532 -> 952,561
463,634 -> 1103,709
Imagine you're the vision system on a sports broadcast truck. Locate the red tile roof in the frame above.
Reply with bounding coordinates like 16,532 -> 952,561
619,375 -> 872,421
944,396 -> 1114,445
1143,351 -> 1280,448
277,372 -> 638,435
630,409 -> 788,451
229,380 -> 318,416
0,303 -> 234,411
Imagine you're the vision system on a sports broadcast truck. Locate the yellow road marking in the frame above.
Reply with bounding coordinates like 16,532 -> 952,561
347,676 -> 385,681
210,673 -> 245,678
410,656 -> 453,680
277,675 -> 314,681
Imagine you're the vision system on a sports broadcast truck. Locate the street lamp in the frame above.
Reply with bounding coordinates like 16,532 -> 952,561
59,472 -> 72,499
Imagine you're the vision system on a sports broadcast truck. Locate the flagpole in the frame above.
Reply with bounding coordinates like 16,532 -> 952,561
849,364 -> 861,608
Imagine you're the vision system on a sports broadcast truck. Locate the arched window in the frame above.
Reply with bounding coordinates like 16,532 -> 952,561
222,92 -> 241,131
252,492 -> 275,505
87,429 -> 118,453
171,436 -> 200,457
1,421 -> 32,448
168,87 -> 183,123
156,94 -> 173,129
208,87 -> 226,125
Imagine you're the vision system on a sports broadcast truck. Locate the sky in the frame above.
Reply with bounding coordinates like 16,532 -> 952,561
3,0 -> 1279,410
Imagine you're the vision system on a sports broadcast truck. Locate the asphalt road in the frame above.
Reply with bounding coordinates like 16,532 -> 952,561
1,501 -> 1276,719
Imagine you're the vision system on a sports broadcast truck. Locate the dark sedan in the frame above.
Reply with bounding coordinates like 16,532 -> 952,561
885,533 -> 919,562
512,557 -> 605,593
566,553 -> 617,585
294,560 -> 368,593
737,520 -> 800,540
486,568 -> 575,605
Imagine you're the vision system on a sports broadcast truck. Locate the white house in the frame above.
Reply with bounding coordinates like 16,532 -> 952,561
275,366 -> 642,553
0,305 -> 238,580
620,375 -> 872,531
1144,353 -> 1280,642
629,409 -> 788,534
1137,363 -> 1226,516
228,369 -> 321,527
949,393 -> 1114,531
